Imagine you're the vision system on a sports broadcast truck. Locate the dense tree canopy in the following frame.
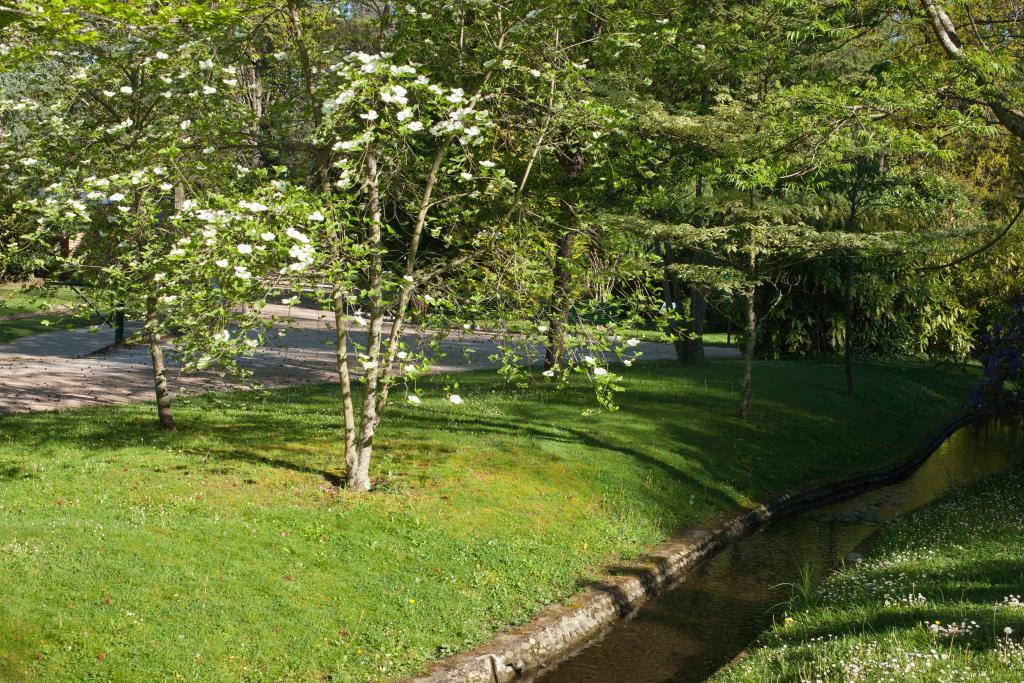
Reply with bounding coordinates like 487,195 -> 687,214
2,0 -> 1022,481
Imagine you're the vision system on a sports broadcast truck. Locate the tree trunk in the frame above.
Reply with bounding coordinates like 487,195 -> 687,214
146,296 -> 176,432
546,146 -> 584,370
347,151 -> 384,491
545,226 -> 575,370
843,258 -> 855,396
333,289 -> 357,473
740,289 -> 757,419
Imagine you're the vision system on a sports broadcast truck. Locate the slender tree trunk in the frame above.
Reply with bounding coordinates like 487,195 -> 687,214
347,151 -> 384,491
545,226 -> 575,370
546,146 -> 584,370
843,257 -> 855,396
146,295 -> 176,432
333,288 -> 357,472
740,289 -> 757,419
374,142 -> 449,415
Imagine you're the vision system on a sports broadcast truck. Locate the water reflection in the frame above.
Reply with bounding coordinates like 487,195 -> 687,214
537,421 -> 1023,683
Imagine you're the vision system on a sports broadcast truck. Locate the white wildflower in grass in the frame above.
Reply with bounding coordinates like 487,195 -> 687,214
543,370 -> 555,378
407,395 -> 421,406
448,394 -> 463,405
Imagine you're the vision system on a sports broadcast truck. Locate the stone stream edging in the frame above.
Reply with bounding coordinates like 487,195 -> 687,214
406,413 -> 977,683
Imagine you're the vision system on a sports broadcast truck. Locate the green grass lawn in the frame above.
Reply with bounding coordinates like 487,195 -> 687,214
0,284 -> 98,345
0,360 -> 976,681
0,284 -> 81,318
715,460 -> 1024,683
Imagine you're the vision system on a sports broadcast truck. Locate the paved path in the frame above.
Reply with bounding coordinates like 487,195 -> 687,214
0,306 -> 740,415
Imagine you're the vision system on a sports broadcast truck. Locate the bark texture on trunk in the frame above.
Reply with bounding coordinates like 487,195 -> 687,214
146,296 -> 176,432
347,152 -> 385,492
333,290 -> 357,473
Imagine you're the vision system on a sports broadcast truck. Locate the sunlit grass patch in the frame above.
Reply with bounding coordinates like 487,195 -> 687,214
0,359 -> 976,681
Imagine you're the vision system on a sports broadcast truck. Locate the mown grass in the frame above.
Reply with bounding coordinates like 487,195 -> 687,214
715,455 -> 1024,683
0,359 -> 975,681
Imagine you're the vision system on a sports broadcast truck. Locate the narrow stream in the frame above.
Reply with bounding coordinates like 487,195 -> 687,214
537,421 -> 1024,683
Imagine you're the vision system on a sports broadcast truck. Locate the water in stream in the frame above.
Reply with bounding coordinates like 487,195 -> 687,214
538,421 -> 1023,683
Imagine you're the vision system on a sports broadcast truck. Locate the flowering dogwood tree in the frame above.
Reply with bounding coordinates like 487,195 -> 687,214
281,51 -> 504,490
4,25 -> 269,430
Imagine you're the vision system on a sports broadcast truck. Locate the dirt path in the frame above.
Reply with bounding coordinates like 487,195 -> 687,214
0,306 -> 740,414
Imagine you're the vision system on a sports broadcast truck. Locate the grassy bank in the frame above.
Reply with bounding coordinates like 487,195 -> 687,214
716,456 -> 1024,682
0,360 -> 975,681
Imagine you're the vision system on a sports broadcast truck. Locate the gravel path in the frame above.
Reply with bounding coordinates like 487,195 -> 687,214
0,306 -> 740,415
